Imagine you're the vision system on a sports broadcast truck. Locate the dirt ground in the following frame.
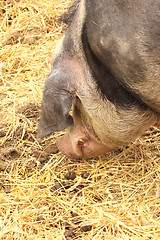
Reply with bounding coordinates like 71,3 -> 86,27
0,0 -> 160,239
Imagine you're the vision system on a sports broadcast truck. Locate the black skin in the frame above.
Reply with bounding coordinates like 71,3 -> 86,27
85,0 -> 160,113
81,24 -> 147,109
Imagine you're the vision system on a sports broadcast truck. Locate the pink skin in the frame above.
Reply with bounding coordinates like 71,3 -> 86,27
56,114 -> 118,159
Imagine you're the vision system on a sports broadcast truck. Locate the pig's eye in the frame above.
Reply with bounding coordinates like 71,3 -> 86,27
78,138 -> 87,146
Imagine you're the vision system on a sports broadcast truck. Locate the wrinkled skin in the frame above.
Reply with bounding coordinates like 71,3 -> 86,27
38,0 -> 160,158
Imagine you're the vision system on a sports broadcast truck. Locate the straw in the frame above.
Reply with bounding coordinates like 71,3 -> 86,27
0,1 -> 160,239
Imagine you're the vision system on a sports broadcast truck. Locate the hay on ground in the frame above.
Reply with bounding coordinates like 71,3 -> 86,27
0,1 -> 160,239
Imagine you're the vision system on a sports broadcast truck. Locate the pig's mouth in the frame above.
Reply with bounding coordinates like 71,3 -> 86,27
56,123 -> 118,159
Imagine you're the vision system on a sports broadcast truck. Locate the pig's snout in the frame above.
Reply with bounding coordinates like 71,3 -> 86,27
56,124 -> 118,159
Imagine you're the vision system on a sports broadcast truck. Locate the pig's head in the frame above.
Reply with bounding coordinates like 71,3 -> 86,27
38,0 -> 160,158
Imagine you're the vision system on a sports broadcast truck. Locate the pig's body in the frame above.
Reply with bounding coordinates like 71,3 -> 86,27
38,0 -> 160,158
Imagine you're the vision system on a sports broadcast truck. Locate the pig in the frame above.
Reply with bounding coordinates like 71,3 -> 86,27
38,0 -> 160,158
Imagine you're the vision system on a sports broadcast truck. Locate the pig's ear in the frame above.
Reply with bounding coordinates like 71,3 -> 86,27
38,76 -> 75,138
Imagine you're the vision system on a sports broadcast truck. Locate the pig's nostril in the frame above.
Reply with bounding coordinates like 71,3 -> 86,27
78,138 -> 87,146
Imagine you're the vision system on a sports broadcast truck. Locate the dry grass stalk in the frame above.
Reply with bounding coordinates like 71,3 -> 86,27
0,0 -> 160,239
